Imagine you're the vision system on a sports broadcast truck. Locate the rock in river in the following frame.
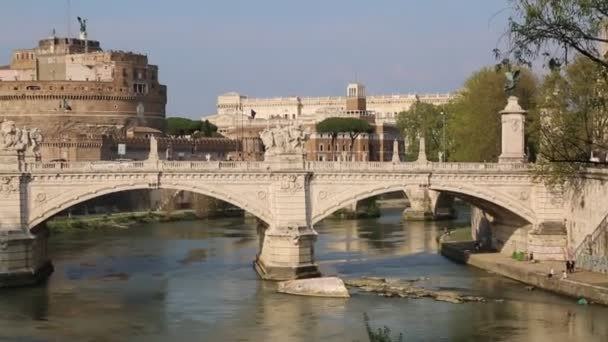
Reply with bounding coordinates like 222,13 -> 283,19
277,277 -> 350,298
345,277 -> 485,304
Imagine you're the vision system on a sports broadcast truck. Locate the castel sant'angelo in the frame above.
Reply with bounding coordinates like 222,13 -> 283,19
0,19 -> 167,138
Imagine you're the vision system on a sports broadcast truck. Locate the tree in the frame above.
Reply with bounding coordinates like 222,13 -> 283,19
166,118 -> 217,137
505,0 -> 608,69
536,56 -> 608,180
397,101 -> 445,161
446,67 -> 538,162
316,117 -> 374,160
503,1 -> 608,180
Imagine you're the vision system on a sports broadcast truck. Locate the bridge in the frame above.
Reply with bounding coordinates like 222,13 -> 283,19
1,96 -> 607,287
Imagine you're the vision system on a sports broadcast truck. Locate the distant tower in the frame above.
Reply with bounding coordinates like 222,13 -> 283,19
346,83 -> 367,112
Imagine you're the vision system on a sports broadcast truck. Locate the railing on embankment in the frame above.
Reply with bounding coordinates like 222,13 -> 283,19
576,213 -> 608,274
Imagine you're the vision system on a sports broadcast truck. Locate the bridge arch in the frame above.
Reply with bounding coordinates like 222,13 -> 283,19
311,182 -> 536,226
28,183 -> 272,230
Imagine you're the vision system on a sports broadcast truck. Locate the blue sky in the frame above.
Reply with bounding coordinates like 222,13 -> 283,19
0,0 -> 512,118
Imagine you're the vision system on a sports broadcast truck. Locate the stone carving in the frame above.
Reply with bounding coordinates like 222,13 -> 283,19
35,192 -> 47,203
0,176 -> 18,196
280,175 -> 304,193
257,191 -> 267,200
260,125 -> 309,156
0,121 -> 43,157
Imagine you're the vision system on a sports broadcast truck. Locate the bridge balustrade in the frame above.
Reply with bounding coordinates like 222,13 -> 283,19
23,160 -> 534,174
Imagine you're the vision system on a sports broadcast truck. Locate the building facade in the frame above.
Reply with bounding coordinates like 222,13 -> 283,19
0,33 -> 167,138
210,84 -> 408,162
214,84 -> 453,124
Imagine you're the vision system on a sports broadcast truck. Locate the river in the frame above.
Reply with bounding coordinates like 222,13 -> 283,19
1,207 -> 607,341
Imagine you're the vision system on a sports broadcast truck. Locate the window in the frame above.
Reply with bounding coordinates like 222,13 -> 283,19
320,144 -> 324,152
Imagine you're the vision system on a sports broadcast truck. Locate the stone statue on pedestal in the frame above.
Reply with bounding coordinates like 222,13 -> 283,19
260,125 -> 309,157
77,17 -> 88,38
0,120 -> 44,169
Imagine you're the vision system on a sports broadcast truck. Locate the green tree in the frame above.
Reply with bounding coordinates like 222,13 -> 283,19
505,0 -> 608,69
502,1 -> 608,181
316,117 -> 374,160
446,67 -> 538,162
536,57 -> 608,181
166,118 -> 217,137
397,101 -> 445,161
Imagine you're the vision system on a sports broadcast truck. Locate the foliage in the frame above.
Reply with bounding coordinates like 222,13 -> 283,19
364,313 -> 404,342
316,117 -> 374,159
446,67 -> 538,162
504,0 -> 608,70
166,118 -> 218,137
535,56 -> 608,183
511,251 -> 526,261
396,101 -> 445,161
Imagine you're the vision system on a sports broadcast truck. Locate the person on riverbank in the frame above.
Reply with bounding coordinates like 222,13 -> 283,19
566,260 -> 571,273
548,268 -> 554,278
571,260 -> 576,273
562,270 -> 568,280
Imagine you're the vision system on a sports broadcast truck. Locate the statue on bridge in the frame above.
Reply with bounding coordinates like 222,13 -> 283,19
260,124 -> 309,157
0,120 -> 44,158
497,58 -> 520,96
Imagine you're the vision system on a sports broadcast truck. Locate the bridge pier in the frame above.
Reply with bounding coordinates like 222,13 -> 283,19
254,171 -> 321,280
0,228 -> 53,288
0,172 -> 53,287
402,185 -> 434,221
255,225 -> 320,280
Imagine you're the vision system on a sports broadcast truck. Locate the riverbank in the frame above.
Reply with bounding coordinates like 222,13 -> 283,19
47,209 -> 243,232
441,240 -> 608,305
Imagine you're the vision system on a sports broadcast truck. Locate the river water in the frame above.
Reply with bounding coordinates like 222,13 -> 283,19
1,207 -> 607,342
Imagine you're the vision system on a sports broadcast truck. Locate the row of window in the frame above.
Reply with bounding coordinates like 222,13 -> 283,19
318,144 -> 366,152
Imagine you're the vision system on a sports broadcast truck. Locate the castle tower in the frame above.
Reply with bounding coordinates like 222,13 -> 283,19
346,83 -> 366,112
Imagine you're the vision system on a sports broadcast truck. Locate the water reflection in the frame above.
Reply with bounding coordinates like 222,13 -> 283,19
0,208 -> 606,341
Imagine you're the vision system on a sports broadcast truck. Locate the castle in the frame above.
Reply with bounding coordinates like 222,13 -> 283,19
0,25 -> 167,138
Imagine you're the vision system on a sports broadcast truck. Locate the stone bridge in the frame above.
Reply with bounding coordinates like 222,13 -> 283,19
0,158 -> 575,286
2,96 -> 608,286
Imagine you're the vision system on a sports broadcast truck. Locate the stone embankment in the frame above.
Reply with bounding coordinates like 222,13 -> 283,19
345,277 -> 485,304
441,241 -> 608,305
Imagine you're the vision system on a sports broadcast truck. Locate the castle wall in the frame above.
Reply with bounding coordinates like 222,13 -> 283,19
0,37 -> 167,137
0,81 -> 166,136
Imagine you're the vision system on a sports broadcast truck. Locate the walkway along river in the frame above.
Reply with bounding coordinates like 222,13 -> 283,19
0,207 -> 607,341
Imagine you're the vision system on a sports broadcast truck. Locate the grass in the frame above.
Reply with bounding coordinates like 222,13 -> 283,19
47,210 -> 201,232
442,226 -> 472,242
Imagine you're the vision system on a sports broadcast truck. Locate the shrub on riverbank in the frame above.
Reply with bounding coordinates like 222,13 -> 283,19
364,313 -> 403,342
47,210 -> 202,232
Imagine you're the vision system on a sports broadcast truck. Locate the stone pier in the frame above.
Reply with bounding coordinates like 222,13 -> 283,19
254,172 -> 320,280
0,136 -> 53,287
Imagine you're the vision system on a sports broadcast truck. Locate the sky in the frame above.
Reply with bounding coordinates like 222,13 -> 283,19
0,0 -> 513,118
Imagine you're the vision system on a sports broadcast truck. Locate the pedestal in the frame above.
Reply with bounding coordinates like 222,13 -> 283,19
255,227 -> 321,281
264,153 -> 305,170
0,229 -> 53,288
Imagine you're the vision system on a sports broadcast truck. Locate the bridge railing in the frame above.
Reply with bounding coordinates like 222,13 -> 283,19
304,161 -> 532,172
26,160 -> 271,172
25,160 -> 533,173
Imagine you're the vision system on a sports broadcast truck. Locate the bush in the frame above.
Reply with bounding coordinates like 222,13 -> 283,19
364,313 -> 403,342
